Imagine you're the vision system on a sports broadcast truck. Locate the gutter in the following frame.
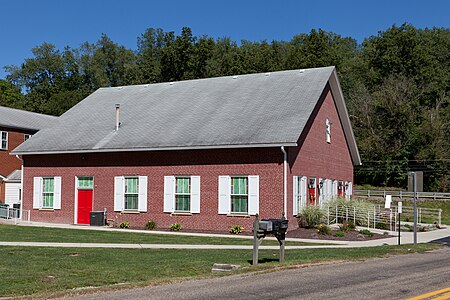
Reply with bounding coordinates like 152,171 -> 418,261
11,142 -> 298,156
281,146 -> 287,217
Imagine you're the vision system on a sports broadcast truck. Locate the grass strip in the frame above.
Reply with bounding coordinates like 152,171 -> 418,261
0,243 -> 440,298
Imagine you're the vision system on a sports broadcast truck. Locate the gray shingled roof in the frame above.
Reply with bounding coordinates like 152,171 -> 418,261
12,66 -> 361,165
4,170 -> 21,182
0,106 -> 57,131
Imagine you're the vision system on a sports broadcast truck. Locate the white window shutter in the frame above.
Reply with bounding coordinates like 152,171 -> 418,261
300,176 -> 307,208
33,177 -> 42,209
164,176 -> 175,213
218,176 -> 230,214
293,176 -> 299,216
138,176 -> 148,212
248,175 -> 259,216
190,176 -> 200,213
114,176 -> 124,211
53,177 -> 62,209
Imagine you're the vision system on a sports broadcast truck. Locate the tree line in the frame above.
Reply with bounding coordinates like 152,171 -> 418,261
0,24 -> 449,191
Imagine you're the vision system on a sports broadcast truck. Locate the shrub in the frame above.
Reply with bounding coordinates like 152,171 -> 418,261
229,224 -> 243,234
298,205 -> 325,229
316,223 -> 331,235
375,222 -> 389,230
145,220 -> 156,230
339,221 -> 355,232
334,231 -> 345,237
359,229 -> 373,237
119,221 -> 129,229
170,222 -> 182,231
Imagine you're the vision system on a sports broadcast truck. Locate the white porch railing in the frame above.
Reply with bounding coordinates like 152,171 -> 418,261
323,204 -> 442,230
0,207 -> 31,223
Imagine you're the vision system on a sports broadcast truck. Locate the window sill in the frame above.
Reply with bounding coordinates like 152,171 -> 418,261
171,212 -> 193,216
226,213 -> 250,218
39,208 -> 54,211
121,210 -> 140,214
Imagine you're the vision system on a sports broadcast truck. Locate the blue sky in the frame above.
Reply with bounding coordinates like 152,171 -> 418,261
1,0 -> 449,80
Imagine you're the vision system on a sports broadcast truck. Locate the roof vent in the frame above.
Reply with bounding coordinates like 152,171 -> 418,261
117,86 -> 123,90
265,73 -> 270,76
115,104 -> 121,131
169,82 -> 174,85
144,84 -> 149,88
232,76 -> 238,79
299,69 -> 305,73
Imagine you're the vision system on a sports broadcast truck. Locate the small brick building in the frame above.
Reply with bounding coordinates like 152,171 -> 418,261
0,106 -> 56,205
12,67 -> 361,231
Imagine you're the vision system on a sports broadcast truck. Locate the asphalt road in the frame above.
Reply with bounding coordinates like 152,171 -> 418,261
63,248 -> 450,300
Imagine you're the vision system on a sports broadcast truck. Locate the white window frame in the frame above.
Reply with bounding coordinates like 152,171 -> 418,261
326,118 -> 331,144
1,131 -> 8,150
114,176 -> 147,212
218,175 -> 259,216
33,176 -> 61,210
24,134 -> 32,141
164,176 -> 200,214
293,176 -> 307,215
124,177 -> 139,211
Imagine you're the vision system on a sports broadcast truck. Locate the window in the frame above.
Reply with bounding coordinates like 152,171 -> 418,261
24,134 -> 32,141
326,119 -> 331,143
293,176 -> 307,215
218,175 -> 259,215
175,177 -> 191,212
33,176 -> 62,209
42,177 -> 54,208
77,176 -> 93,189
164,176 -> 200,213
1,131 -> 7,150
125,177 -> 139,210
231,177 -> 248,213
114,176 -> 147,212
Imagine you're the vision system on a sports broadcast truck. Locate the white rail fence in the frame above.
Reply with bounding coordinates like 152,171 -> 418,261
354,189 -> 450,201
324,204 -> 442,230
0,207 -> 30,223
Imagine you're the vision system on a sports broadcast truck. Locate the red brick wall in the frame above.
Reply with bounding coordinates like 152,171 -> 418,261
285,84 -> 354,226
22,148 -> 285,232
0,127 -> 33,202
21,84 -> 355,231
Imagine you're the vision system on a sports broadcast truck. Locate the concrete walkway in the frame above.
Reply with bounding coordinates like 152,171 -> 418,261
1,219 -> 449,250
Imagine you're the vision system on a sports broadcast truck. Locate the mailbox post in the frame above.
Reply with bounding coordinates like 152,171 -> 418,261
252,213 -> 288,265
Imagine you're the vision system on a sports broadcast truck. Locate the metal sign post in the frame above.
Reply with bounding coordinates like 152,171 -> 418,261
398,202 -> 402,245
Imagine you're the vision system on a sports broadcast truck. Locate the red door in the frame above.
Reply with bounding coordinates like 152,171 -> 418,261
77,190 -> 93,224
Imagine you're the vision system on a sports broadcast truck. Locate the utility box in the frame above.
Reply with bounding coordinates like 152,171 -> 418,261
90,211 -> 105,226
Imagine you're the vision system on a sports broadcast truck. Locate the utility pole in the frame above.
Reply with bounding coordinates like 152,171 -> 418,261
409,172 -> 418,245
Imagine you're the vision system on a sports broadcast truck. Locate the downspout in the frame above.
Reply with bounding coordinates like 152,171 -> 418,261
280,146 -> 287,217
15,155 -> 23,220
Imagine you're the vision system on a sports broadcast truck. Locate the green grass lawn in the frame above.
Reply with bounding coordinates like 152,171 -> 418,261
0,244 -> 440,298
0,224 -> 316,246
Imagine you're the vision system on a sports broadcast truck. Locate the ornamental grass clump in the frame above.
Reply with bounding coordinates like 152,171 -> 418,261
298,205 -> 325,229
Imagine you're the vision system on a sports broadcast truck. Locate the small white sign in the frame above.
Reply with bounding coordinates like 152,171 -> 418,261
385,195 -> 392,209
398,202 -> 403,214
